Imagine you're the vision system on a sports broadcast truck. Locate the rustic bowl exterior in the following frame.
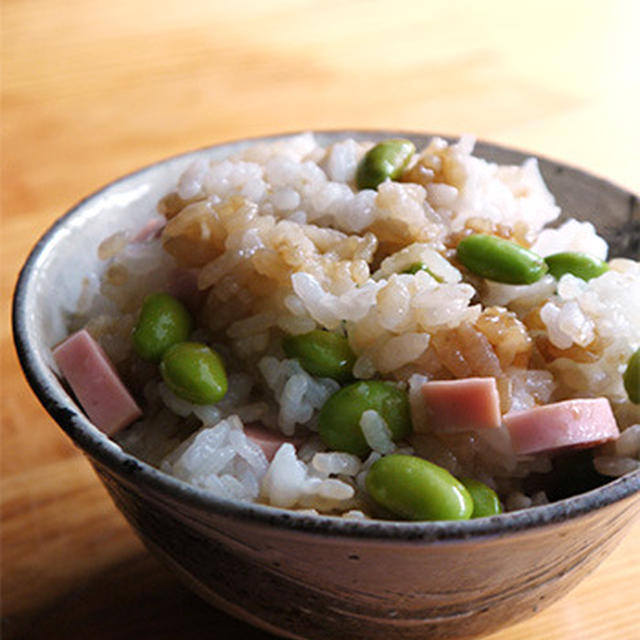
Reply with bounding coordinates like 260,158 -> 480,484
13,131 -> 640,640
93,459 -> 639,640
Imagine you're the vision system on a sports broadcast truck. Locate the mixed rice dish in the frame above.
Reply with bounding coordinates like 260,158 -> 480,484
53,134 -> 640,521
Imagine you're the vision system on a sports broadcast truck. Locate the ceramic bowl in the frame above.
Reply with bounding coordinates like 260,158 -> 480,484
13,132 -> 640,640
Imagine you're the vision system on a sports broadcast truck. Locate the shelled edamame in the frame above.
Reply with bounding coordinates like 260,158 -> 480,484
624,348 -> 640,404
318,381 -> 412,457
356,139 -> 415,190
283,330 -> 355,382
456,234 -> 548,285
131,292 -> 228,405
366,455 -> 474,521
544,252 -> 609,281
160,342 -> 228,405
456,235 -> 610,286
460,477 -> 503,518
133,293 -> 193,362
402,262 -> 443,281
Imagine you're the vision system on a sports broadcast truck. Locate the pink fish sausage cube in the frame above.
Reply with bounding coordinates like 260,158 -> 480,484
243,423 -> 307,462
420,377 -> 501,432
166,267 -> 202,313
132,217 -> 165,243
52,329 -> 142,435
503,398 -> 619,455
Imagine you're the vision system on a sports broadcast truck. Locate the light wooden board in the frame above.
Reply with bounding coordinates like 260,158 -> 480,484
2,1 -> 639,637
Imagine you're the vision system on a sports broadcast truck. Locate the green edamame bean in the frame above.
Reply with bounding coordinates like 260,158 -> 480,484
318,381 -> 412,457
544,252 -> 609,281
132,293 -> 193,362
366,455 -> 473,521
356,139 -> 416,190
456,234 -> 548,284
282,330 -> 355,382
623,348 -> 640,404
402,262 -> 443,282
460,477 -> 503,518
160,342 -> 228,405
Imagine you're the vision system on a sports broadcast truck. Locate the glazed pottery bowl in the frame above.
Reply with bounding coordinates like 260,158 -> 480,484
13,132 -> 640,640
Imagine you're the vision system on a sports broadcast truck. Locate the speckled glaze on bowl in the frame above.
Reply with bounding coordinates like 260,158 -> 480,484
13,132 -> 640,640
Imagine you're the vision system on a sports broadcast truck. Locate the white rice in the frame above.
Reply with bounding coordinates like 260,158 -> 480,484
360,410 -> 396,455
161,415 -> 269,502
260,443 -> 356,510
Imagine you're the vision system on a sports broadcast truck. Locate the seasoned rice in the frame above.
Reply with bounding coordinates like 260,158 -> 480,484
65,133 -> 640,520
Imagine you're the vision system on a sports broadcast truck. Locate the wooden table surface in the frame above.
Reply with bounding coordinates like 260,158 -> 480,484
2,1 -> 639,638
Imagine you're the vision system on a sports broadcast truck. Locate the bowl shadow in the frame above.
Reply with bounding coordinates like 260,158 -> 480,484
2,550 -> 278,640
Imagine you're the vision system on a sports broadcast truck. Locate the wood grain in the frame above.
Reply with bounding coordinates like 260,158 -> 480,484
2,1 -> 639,638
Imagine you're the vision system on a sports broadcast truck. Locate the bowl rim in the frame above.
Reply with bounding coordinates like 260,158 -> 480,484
12,129 -> 640,542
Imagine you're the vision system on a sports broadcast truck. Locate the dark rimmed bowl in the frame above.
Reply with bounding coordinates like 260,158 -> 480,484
13,131 -> 640,639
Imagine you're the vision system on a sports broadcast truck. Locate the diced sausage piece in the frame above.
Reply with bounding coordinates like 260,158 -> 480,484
503,398 -> 619,455
52,330 -> 142,435
419,377 -> 501,433
166,268 -> 203,313
132,217 -> 165,243
243,423 -> 306,462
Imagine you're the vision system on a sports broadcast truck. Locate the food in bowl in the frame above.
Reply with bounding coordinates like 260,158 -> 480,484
51,133 -> 640,521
